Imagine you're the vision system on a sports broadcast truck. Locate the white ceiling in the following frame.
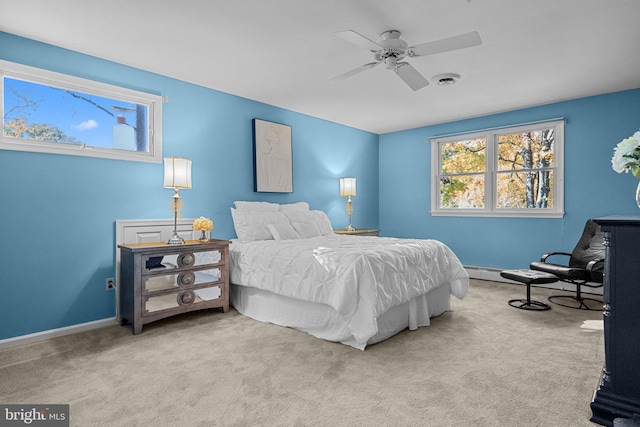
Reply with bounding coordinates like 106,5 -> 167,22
2,0 -> 639,134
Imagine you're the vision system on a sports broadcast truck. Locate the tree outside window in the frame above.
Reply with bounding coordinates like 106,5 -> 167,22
439,137 -> 486,209
431,120 -> 564,218
496,129 -> 555,209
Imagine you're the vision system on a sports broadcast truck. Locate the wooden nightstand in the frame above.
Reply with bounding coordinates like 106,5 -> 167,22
118,239 -> 230,334
334,228 -> 380,236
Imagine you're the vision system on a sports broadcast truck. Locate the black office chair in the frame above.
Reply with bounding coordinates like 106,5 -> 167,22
530,219 -> 605,310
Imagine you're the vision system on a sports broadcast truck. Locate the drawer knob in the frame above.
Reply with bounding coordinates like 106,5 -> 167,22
177,271 -> 196,287
177,252 -> 195,267
177,291 -> 195,306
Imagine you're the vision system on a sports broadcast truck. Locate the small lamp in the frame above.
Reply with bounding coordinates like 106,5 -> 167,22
339,177 -> 356,231
164,157 -> 192,244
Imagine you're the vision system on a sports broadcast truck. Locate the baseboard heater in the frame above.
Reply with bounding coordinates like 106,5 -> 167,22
464,265 -> 603,295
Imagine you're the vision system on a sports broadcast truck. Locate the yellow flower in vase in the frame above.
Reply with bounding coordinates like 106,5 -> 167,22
193,216 -> 214,241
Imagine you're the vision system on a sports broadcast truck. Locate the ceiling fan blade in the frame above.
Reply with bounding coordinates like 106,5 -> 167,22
396,63 -> 429,91
335,30 -> 382,51
326,62 -> 380,83
409,31 -> 482,57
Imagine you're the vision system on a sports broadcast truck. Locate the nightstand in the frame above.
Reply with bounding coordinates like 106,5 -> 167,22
334,228 -> 379,236
118,239 -> 230,334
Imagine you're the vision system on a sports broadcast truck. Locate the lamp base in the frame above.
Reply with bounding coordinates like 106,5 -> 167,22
167,233 -> 185,245
345,225 -> 355,231
167,195 -> 185,244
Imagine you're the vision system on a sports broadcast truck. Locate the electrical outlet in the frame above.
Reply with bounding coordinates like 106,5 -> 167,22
106,278 -> 115,291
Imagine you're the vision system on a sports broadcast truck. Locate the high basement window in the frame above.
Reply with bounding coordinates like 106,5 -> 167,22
1,60 -> 163,163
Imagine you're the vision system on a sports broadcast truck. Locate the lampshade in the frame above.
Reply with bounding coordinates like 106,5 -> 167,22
163,157 -> 192,189
340,178 -> 356,197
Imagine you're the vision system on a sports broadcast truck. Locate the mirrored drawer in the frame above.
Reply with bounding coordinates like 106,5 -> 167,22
143,250 -> 222,274
144,285 -> 222,314
143,268 -> 221,293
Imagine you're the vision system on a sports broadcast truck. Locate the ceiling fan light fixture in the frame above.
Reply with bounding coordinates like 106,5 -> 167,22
385,56 -> 398,69
432,73 -> 461,86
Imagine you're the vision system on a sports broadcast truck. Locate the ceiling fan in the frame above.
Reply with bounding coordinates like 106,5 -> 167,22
332,29 -> 482,91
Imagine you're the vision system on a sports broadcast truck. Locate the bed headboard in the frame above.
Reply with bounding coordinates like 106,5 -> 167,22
114,218 -> 196,320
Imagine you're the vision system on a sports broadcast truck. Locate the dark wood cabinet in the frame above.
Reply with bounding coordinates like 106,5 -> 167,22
591,217 -> 640,426
118,239 -> 230,334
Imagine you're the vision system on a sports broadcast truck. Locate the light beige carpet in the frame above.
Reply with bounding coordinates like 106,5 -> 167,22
0,279 -> 604,426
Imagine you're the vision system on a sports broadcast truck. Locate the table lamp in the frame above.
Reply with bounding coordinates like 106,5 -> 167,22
164,157 -> 192,244
340,177 -> 356,231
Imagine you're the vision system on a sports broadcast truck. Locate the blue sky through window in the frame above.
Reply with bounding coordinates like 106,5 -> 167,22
3,77 -> 144,150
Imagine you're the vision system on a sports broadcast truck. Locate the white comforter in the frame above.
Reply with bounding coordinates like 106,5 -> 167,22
230,235 -> 469,346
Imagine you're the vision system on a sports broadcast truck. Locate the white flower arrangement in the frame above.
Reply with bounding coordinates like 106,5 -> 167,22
192,216 -> 214,232
612,130 -> 640,177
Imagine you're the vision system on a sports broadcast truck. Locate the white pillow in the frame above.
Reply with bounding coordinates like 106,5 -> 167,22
234,201 -> 280,212
292,222 -> 321,239
283,210 -> 334,236
311,210 -> 334,236
282,211 -> 311,226
278,202 -> 310,213
231,208 -> 290,241
267,223 -> 301,240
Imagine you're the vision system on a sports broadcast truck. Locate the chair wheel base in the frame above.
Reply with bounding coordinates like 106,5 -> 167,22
508,298 -> 551,311
548,295 -> 603,311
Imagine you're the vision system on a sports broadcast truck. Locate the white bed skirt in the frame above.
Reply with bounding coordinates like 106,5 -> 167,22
230,282 -> 452,350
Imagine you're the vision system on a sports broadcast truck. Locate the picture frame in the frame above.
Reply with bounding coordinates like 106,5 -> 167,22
253,119 -> 293,193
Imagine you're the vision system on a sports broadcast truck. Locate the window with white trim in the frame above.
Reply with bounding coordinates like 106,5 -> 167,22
430,120 -> 564,218
1,60 -> 162,163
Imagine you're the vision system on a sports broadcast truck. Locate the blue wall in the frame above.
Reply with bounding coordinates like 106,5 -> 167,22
379,89 -> 640,269
2,30 -> 639,342
0,32 -> 379,340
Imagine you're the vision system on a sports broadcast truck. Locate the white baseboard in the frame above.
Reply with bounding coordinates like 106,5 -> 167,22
0,318 -> 118,350
464,265 -> 603,295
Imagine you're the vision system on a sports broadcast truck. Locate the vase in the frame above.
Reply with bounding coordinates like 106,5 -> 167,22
636,181 -> 640,208
198,230 -> 210,241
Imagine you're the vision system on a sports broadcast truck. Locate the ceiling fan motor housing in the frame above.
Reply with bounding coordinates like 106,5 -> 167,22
375,30 -> 408,69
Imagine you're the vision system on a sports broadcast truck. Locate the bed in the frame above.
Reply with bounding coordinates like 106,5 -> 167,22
229,201 -> 469,350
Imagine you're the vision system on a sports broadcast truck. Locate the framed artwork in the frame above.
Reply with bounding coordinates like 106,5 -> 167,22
253,119 -> 293,193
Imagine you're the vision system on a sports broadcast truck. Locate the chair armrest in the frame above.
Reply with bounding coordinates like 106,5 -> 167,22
586,258 -> 604,272
586,258 -> 606,284
540,252 -> 572,262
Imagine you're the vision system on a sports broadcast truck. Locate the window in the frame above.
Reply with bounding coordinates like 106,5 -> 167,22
430,119 -> 564,218
1,60 -> 162,163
